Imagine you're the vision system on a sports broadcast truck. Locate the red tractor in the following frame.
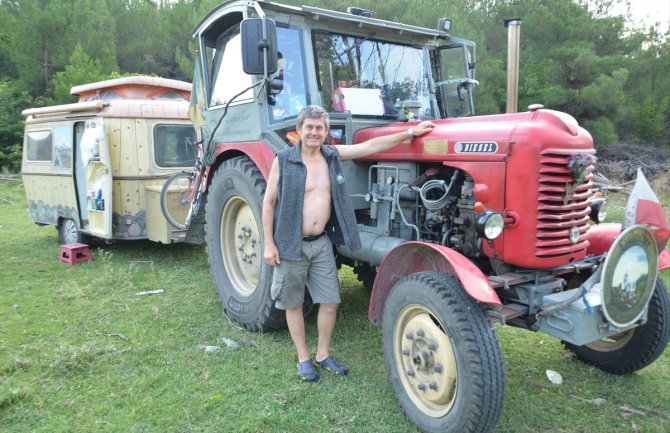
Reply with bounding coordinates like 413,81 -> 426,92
178,2 -> 670,432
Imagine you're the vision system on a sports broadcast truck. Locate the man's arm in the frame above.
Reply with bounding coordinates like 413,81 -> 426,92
336,120 -> 435,161
262,157 -> 281,266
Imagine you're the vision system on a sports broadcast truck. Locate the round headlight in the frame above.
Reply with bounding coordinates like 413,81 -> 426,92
590,198 -> 607,223
477,211 -> 504,240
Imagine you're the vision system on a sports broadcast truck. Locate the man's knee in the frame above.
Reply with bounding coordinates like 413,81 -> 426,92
319,303 -> 338,313
286,305 -> 303,315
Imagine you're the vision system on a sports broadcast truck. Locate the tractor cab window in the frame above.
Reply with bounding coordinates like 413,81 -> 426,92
313,31 -> 432,120
269,26 -> 308,123
437,44 -> 476,117
209,25 -> 253,107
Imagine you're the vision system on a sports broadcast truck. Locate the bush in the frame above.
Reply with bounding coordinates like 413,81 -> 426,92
0,80 -> 39,173
583,116 -> 617,146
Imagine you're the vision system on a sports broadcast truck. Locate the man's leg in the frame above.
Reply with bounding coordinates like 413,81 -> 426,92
315,303 -> 338,362
286,304 -> 310,362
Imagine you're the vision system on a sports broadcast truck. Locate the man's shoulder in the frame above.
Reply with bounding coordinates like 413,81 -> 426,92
321,144 -> 340,159
276,146 -> 294,163
277,147 -> 293,157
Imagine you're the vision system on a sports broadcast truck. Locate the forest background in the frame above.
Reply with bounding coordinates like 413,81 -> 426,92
1,0 -> 669,173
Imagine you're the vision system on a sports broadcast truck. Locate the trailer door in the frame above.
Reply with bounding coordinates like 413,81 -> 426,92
80,118 -> 113,238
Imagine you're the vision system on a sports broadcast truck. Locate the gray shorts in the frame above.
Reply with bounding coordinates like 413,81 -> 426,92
271,235 -> 341,310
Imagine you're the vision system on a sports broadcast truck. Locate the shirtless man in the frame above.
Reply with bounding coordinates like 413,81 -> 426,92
262,105 -> 434,381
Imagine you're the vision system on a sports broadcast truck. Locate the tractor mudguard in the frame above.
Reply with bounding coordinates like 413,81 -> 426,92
212,142 -> 277,180
587,222 -> 670,270
368,241 -> 502,325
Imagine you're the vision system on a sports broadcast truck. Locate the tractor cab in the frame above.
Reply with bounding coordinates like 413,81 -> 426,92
192,1 -> 477,151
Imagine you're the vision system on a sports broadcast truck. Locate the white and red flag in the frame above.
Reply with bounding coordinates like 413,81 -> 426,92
622,168 -> 670,261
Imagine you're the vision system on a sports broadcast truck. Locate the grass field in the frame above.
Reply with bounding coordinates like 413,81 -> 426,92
1,177 -> 669,433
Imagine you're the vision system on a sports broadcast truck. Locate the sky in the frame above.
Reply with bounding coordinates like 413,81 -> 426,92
613,0 -> 670,32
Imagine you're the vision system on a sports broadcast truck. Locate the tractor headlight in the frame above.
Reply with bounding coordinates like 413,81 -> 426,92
476,211 -> 504,240
589,198 -> 607,223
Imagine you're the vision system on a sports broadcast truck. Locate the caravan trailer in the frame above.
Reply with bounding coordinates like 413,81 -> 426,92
21,76 -> 196,245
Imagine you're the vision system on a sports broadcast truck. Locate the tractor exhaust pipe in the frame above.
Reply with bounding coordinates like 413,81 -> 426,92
505,19 -> 522,113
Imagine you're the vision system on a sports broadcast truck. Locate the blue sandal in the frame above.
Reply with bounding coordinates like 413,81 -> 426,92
314,356 -> 348,376
297,359 -> 320,382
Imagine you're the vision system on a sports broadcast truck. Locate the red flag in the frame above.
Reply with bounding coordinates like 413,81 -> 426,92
622,168 -> 670,254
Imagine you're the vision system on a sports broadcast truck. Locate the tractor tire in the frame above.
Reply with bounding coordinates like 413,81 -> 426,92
205,156 -> 285,332
562,277 -> 670,374
382,272 -> 505,433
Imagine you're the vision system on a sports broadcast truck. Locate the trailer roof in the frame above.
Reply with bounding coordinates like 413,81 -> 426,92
22,76 -> 192,122
71,76 -> 192,102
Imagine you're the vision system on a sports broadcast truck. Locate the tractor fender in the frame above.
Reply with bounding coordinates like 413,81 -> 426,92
209,141 -> 277,183
587,223 -> 670,270
586,223 -> 621,256
368,241 -> 502,325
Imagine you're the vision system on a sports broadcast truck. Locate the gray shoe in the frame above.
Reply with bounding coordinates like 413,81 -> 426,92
297,359 -> 320,382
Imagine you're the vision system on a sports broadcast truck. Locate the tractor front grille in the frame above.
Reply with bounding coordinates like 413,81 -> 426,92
536,149 -> 594,259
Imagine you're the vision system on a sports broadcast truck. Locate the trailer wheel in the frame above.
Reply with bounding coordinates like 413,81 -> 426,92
562,277 -> 670,374
205,156 -> 285,332
58,218 -> 88,245
382,272 -> 504,433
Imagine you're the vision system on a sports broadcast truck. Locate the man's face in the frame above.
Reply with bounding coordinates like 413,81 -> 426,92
297,117 -> 328,149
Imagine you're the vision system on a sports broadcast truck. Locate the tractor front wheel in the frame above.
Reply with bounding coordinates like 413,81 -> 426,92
382,272 -> 505,433
563,277 -> 670,374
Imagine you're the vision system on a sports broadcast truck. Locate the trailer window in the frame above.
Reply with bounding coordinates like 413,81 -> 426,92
154,125 -> 197,168
83,91 -> 122,101
26,130 -> 53,162
53,125 -> 73,168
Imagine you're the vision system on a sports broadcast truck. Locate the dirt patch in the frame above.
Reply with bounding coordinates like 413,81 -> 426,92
596,144 -> 670,194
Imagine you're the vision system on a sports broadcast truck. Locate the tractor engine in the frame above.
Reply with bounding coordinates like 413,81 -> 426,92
341,161 -> 490,271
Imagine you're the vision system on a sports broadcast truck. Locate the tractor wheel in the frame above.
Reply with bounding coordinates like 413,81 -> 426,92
563,277 -> 670,374
382,272 -> 505,433
205,156 -> 285,332
58,218 -> 89,245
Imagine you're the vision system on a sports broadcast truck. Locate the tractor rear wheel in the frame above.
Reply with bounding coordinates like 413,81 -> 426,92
205,156 -> 285,332
353,263 -> 376,290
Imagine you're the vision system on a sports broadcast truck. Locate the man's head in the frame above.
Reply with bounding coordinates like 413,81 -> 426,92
296,105 -> 329,149
297,105 -> 330,130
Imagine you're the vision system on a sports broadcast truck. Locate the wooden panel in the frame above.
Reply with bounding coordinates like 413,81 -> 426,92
113,179 -> 141,215
119,119 -> 139,177
107,118 -> 122,177
134,119 -> 149,178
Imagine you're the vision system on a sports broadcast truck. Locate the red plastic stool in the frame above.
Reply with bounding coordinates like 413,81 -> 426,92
60,243 -> 93,265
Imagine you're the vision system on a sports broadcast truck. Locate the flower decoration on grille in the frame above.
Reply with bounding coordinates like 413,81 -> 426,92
402,104 -> 416,121
564,153 -> 597,204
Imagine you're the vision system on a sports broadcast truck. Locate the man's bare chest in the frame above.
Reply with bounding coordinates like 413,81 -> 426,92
303,159 -> 330,194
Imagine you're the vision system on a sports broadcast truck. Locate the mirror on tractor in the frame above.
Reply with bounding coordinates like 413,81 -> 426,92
241,18 -> 278,75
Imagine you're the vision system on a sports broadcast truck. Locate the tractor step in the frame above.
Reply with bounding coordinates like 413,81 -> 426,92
487,303 -> 526,324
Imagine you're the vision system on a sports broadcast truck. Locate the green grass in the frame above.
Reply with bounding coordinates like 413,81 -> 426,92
1,178 -> 669,433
